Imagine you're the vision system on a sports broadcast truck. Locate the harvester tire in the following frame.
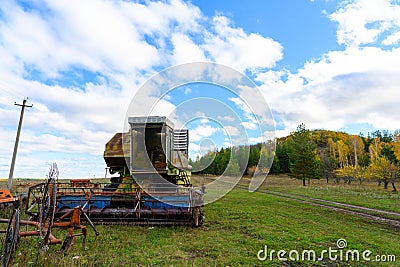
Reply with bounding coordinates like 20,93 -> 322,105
192,207 -> 204,227
1,208 -> 20,267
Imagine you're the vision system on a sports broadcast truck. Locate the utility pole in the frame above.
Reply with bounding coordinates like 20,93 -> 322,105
8,98 -> 32,190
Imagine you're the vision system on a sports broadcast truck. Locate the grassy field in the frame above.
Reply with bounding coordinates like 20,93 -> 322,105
256,175 -> 400,213
0,175 -> 399,266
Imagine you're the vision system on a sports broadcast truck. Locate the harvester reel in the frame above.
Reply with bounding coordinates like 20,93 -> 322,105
38,177 -> 56,244
1,208 -> 20,267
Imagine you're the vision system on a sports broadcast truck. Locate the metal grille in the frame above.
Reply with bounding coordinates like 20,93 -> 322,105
173,129 -> 188,151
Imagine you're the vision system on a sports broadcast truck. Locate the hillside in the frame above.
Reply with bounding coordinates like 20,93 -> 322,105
190,127 -> 400,190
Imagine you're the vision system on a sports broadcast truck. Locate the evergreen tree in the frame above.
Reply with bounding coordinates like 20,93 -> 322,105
269,154 -> 280,174
380,144 -> 398,165
275,140 -> 291,173
224,158 -> 241,177
288,123 -> 321,186
248,145 -> 261,170
235,146 -> 249,173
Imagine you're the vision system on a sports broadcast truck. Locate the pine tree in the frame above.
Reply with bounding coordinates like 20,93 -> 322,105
288,123 -> 321,186
224,158 -> 241,177
270,154 -> 280,174
275,140 -> 291,173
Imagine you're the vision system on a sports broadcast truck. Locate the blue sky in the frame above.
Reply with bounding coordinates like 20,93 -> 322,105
193,0 -> 341,70
1,0 -> 400,178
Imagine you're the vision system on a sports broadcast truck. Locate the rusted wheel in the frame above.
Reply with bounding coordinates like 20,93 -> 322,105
1,208 -> 20,267
39,178 -> 56,244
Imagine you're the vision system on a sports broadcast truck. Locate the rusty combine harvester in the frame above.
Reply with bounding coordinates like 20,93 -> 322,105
51,116 -> 205,226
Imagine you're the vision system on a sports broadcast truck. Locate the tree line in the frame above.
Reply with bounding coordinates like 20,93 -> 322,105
190,124 -> 400,191
189,143 -> 275,177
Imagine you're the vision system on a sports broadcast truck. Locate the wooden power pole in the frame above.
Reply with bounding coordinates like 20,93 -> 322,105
8,98 -> 32,190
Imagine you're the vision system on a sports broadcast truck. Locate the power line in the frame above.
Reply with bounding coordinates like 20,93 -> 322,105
0,82 -> 23,100
0,87 -> 22,103
8,97 -> 33,190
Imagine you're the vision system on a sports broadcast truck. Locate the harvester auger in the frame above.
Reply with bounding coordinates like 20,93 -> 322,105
55,116 -> 205,226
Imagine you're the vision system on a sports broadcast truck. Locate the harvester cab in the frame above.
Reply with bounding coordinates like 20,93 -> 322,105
105,116 -> 192,185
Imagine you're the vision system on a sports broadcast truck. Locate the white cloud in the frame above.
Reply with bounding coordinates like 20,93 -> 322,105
382,31 -> 400,46
329,0 -> 400,47
171,33 -> 207,64
228,97 -> 260,130
259,46 -> 400,132
202,16 -> 283,72
229,97 -> 252,115
120,0 -> 202,36
1,1 -> 153,77
224,126 -> 240,136
217,115 -> 235,122
0,0 -> 207,80
149,99 -> 177,117
190,125 -> 220,142
273,129 -> 292,139
248,136 -> 264,144
240,121 -> 257,130
200,118 -> 209,124
223,141 -> 232,148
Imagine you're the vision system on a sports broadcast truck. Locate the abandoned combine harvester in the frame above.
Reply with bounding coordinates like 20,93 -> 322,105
53,116 -> 204,226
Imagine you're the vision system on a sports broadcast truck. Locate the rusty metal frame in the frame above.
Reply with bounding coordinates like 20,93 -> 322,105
1,178 -> 99,267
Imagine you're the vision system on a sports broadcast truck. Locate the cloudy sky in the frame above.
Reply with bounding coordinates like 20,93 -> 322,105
1,0 -> 400,178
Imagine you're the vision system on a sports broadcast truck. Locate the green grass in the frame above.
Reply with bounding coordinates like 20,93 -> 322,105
1,175 -> 399,266
2,189 -> 399,266
256,175 -> 400,214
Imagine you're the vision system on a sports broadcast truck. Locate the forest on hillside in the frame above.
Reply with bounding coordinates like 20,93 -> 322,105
189,124 -> 400,191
